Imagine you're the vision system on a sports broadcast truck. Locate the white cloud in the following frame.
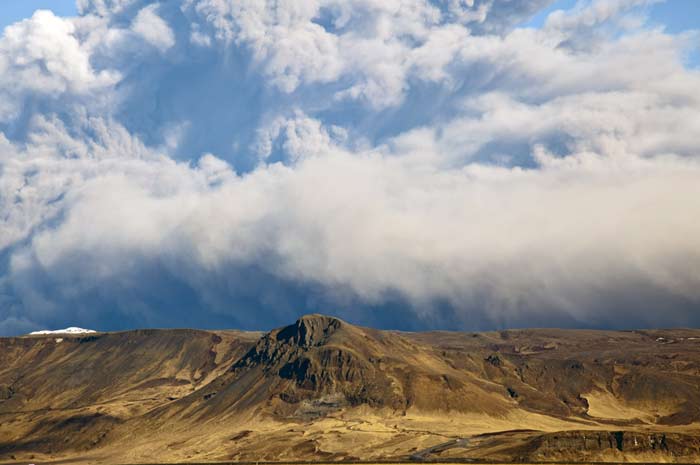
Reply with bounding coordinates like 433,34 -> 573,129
0,10 -> 119,121
131,4 -> 176,52
77,0 -> 139,16
545,0 -> 660,32
1,0 -> 700,333
6,131 -> 700,330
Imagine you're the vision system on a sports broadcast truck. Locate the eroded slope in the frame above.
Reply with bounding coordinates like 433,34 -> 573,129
1,315 -> 700,464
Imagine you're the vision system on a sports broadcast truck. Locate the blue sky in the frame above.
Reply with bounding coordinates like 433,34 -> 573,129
2,0 -> 697,66
522,0 -> 578,28
524,0 -> 700,31
650,0 -> 700,67
3,0 -> 699,33
0,0 -> 699,335
0,0 -> 77,30
523,0 -> 700,67
650,0 -> 700,33
521,0 -> 700,67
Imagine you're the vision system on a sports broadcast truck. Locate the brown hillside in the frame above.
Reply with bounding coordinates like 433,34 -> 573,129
1,315 -> 700,464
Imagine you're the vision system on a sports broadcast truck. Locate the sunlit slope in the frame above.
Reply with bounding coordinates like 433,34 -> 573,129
0,329 -> 259,456
1,315 -> 700,463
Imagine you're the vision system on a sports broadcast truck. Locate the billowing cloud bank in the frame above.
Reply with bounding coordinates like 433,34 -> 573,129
1,0 -> 699,334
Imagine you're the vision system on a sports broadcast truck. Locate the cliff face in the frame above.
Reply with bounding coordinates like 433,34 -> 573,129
510,430 -> 700,463
2,315 -> 700,464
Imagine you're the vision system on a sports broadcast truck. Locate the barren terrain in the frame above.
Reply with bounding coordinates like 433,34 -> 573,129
2,315 -> 700,464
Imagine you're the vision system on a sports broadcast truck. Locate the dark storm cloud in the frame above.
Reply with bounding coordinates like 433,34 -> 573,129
0,0 -> 699,334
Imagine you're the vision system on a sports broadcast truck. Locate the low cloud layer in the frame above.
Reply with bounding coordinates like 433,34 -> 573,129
1,0 -> 699,334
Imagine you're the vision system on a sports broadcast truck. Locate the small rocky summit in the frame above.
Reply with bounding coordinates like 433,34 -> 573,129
276,313 -> 344,348
232,314 -> 352,369
225,314 -> 403,410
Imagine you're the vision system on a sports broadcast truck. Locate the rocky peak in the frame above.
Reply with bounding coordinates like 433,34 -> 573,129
275,314 -> 344,348
225,314 -> 405,409
231,314 -> 348,370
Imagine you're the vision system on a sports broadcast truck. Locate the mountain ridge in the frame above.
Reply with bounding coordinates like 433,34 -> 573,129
2,314 -> 700,464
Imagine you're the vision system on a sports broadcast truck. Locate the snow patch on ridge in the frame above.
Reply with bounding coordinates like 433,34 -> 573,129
29,327 -> 97,335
